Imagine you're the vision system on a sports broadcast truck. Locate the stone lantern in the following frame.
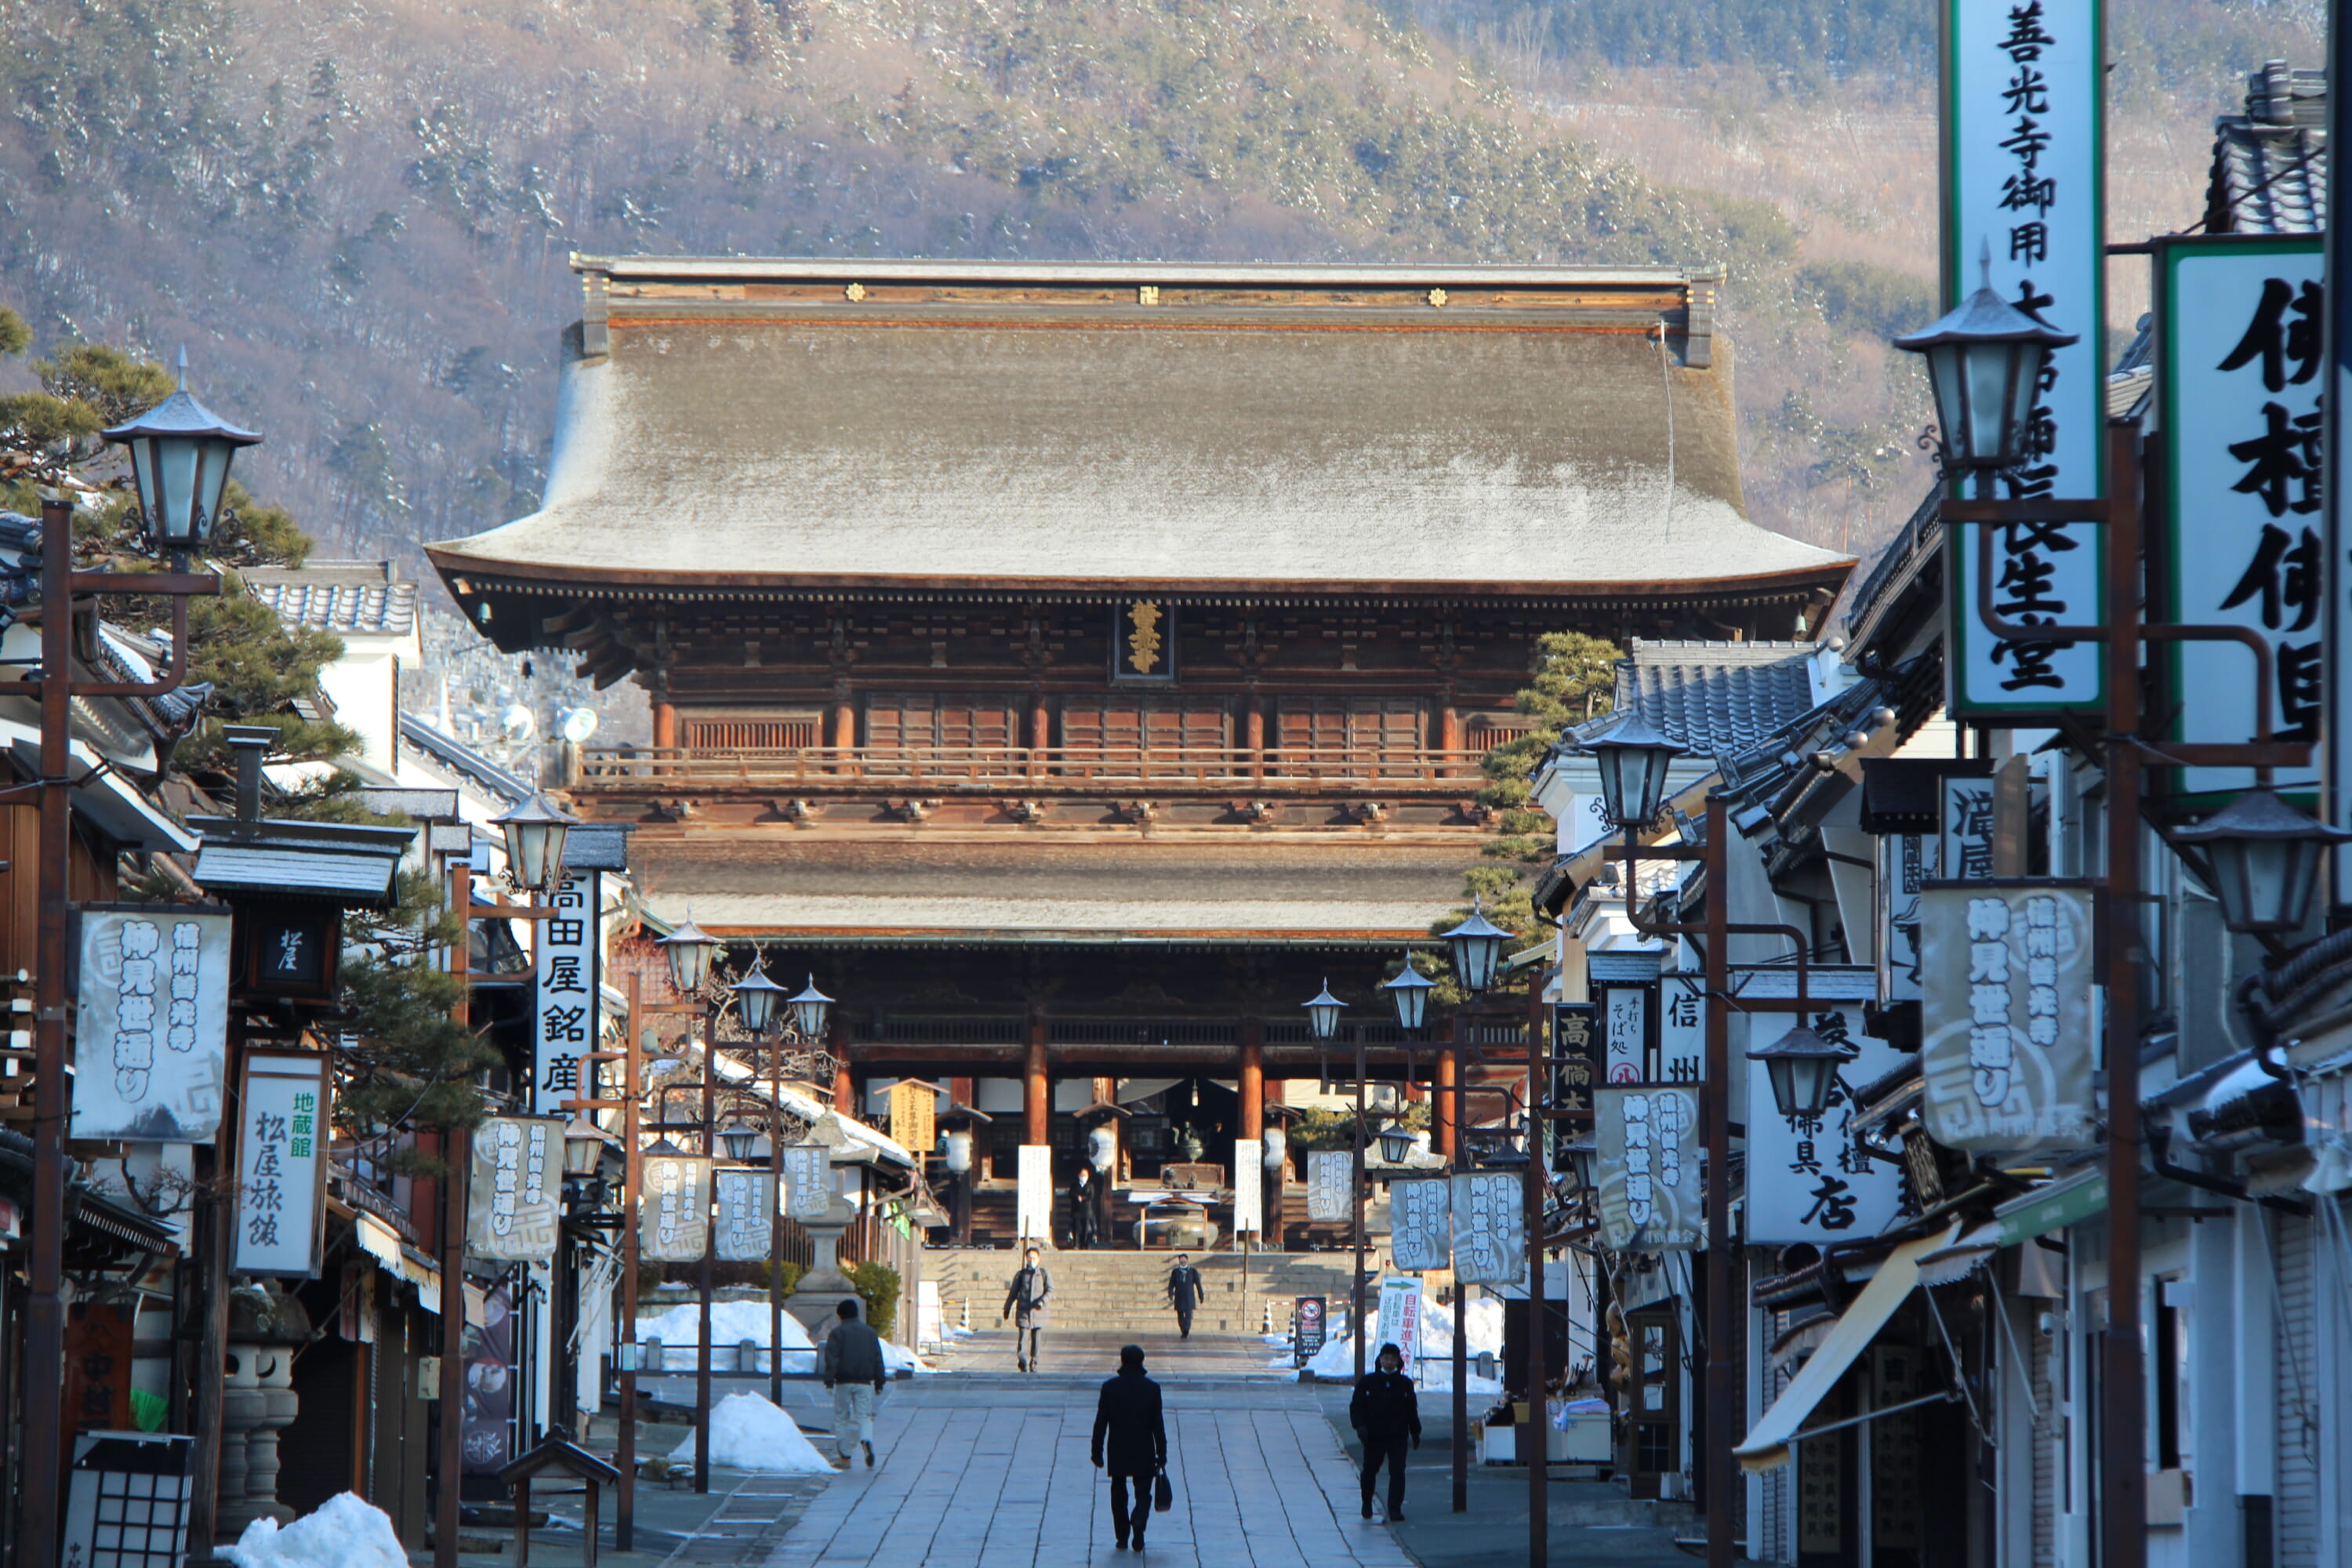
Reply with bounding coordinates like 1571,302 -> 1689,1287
217,1282 -> 312,1537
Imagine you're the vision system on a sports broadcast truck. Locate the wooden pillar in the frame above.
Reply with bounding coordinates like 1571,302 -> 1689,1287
1024,1012 -> 1050,1147
1238,1020 -> 1265,1138
1435,1044 -> 1458,1159
1438,691 -> 1461,753
1241,692 -> 1265,762
1027,690 -> 1050,753
830,1020 -> 853,1111
652,701 -> 677,750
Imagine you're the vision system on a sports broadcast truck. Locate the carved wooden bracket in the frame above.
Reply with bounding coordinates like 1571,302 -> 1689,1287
779,799 -> 820,826
1232,800 -> 1279,825
885,798 -> 938,823
1000,799 -> 1047,824
1109,800 -> 1157,826
1340,800 -> 1388,825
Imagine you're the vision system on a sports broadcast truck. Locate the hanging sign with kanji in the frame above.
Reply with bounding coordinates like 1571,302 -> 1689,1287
713,1169 -> 776,1261
1919,882 -> 2098,1153
233,1051 -> 331,1276
1449,1172 -> 1526,1286
71,908 -> 233,1142
1943,0 -> 2107,716
1305,1150 -> 1353,1221
1746,1009 -> 1908,1244
2158,235 -> 2325,803
466,1116 -> 564,1262
782,1144 -> 834,1220
1658,972 -> 1704,1084
532,871 -> 600,1114
1388,1177 -> 1452,1272
639,1155 -> 712,1262
888,1080 -> 936,1159
1594,1085 -> 1702,1250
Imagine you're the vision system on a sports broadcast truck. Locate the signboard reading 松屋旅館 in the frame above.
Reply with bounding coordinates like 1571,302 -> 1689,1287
1943,0 -> 2107,717
71,909 -> 232,1143
2158,236 -> 2325,803
1919,883 -> 2097,1154
234,1051 -> 330,1276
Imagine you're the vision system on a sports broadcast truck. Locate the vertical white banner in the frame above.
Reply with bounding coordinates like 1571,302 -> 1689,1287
713,1169 -> 777,1261
1744,1011 -> 1907,1244
1306,1150 -> 1353,1221
782,1144 -> 833,1220
1600,985 -> 1649,1084
640,1156 -> 712,1262
1944,0 -> 2107,715
234,1051 -> 329,1276
1388,1177 -> 1454,1272
1448,1172 -> 1526,1287
72,909 -> 232,1142
1016,1145 -> 1054,1244
532,871 -> 600,1114
1658,974 -> 1704,1084
2160,237 -> 2325,800
1232,1139 -> 1261,1235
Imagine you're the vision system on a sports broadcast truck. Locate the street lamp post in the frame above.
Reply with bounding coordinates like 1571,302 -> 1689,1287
1435,903 -> 1516,1518
18,378 -> 240,1566
561,978 -> 648,1550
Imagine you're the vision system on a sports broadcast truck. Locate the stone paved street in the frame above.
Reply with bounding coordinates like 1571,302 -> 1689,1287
764,1371 -> 1416,1568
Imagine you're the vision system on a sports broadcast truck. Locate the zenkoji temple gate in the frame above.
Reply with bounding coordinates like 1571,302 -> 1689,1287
429,257 -> 1852,1246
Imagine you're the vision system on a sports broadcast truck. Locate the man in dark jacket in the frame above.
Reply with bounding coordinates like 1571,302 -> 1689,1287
1091,1344 -> 1168,1552
1348,1341 -> 1421,1521
817,1298 -> 887,1468
1002,1247 -> 1051,1372
1165,1254 -> 1203,1339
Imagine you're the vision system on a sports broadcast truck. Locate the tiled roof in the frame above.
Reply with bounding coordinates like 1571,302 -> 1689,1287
2205,60 -> 2326,235
245,562 -> 419,636
1574,640 -> 1824,756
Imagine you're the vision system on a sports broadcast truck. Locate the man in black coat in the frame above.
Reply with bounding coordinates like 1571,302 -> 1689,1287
1164,1254 -> 1203,1339
1348,1341 -> 1421,1522
1091,1343 -> 1168,1552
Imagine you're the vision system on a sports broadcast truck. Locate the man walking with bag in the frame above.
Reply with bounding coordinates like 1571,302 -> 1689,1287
1002,1245 -> 1052,1372
817,1298 -> 887,1470
1164,1253 -> 1203,1340
1349,1341 -> 1421,1522
1091,1343 -> 1168,1552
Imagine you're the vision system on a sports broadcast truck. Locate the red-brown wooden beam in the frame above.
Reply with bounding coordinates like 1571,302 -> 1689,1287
1239,1020 -> 1265,1139
1024,1012 -> 1050,1146
1435,1044 -> 1458,1158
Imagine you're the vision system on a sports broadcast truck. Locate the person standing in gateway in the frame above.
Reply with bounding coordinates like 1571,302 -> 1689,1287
1003,1245 -> 1052,1372
817,1298 -> 887,1469
1165,1253 -> 1203,1340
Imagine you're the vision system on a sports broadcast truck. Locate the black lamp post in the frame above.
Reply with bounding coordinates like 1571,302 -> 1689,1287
1581,712 -> 1686,833
1891,246 -> 2078,495
1439,897 -> 1514,996
492,793 -> 578,895
1746,1023 -> 1852,1123
100,353 -> 262,557
2169,787 -> 2352,937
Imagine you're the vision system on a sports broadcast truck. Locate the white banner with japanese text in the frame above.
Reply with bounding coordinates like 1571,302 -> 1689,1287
234,1051 -> 329,1276
1306,1150 -> 1353,1221
714,1168 -> 777,1261
72,908 -> 232,1142
639,1155 -> 712,1262
1595,1085 -> 1702,1250
1232,1140 -> 1261,1235
1746,1011 -> 1908,1244
532,872 -> 601,1114
1448,1172 -> 1526,1286
2159,235 -> 2325,800
1920,882 -> 2098,1152
466,1116 -> 564,1262
1600,984 -> 1650,1084
782,1144 -> 833,1220
1944,0 -> 2107,715
1388,1177 -> 1453,1272
1016,1145 -> 1054,1243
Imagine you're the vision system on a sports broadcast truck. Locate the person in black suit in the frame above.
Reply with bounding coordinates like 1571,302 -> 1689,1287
1165,1254 -> 1203,1339
1091,1343 -> 1169,1552
1349,1341 -> 1421,1522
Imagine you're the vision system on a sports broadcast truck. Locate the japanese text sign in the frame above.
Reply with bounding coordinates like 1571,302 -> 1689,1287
1600,984 -> 1651,1083
1388,1177 -> 1453,1272
1944,0 -> 2107,715
72,909 -> 232,1142
888,1080 -> 936,1160
2159,236 -> 2325,800
234,1051 -> 329,1276
532,872 -> 600,1115
1232,1139 -> 1261,1235
1920,883 -> 2098,1152
1659,974 -> 1704,1084
1595,1086 -> 1702,1250
1374,1276 -> 1422,1371
713,1169 -> 776,1261
1448,1172 -> 1526,1286
1746,1009 -> 1907,1243
1306,1150 -> 1353,1221
466,1116 -> 563,1262
1551,1003 -> 1597,1118
782,1144 -> 834,1220
639,1155 -> 711,1262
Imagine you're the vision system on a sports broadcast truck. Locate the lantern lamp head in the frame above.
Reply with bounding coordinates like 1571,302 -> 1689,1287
1560,1131 -> 1599,1192
100,350 -> 261,554
1747,1023 -> 1853,1123
1578,710 -> 1687,830
1302,980 -> 1346,1042
561,1117 -> 608,1177
1439,896 -> 1515,996
1382,953 -> 1436,1033
720,1124 -> 761,1162
491,793 -> 577,895
1893,242 -> 2080,481
1376,1121 -> 1416,1165
730,960 -> 789,1036
787,975 -> 835,1040
657,911 -> 722,994
2170,787 -> 2352,936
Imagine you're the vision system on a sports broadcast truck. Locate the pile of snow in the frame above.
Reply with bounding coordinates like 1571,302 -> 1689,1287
223,1493 -> 406,1568
881,1340 -> 935,1374
669,1392 -> 839,1474
1281,1290 -> 1504,1392
638,1300 -> 815,1351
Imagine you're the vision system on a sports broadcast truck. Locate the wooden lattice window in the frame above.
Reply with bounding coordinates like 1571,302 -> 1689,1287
864,694 -> 1021,750
1276,698 -> 1424,756
681,711 -> 819,750
1061,698 -> 1229,753
1466,713 -> 1537,752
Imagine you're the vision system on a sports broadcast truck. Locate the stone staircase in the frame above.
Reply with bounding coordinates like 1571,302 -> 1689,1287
926,1247 -> 1367,1337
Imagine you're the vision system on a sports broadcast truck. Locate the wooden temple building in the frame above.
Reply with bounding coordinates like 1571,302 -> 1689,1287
427,256 -> 1851,1245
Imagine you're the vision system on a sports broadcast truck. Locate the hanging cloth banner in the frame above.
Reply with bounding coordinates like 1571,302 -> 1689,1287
782,1145 -> 833,1220
1232,1140 -> 1261,1236
1388,1177 -> 1453,1272
1448,1172 -> 1525,1286
1918,882 -> 2098,1153
466,1116 -> 564,1262
1305,1150 -> 1353,1221
1941,0 -> 2107,717
1594,1085 -> 1702,1251
713,1169 -> 776,1262
72,908 -> 233,1143
639,1156 -> 712,1263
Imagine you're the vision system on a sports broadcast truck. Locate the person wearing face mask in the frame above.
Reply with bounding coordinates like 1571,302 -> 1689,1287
1348,1341 -> 1421,1522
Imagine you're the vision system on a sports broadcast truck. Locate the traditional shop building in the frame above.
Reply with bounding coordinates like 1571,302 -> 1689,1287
427,256 -> 1851,1241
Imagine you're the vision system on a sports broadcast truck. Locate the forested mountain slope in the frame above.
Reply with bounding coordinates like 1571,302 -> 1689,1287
0,0 -> 2318,574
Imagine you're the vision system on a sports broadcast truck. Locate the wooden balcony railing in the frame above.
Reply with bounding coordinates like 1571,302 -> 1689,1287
572,744 -> 1491,790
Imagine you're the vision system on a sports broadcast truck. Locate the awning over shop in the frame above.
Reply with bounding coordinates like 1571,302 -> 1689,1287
1735,1225 -> 1954,1472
